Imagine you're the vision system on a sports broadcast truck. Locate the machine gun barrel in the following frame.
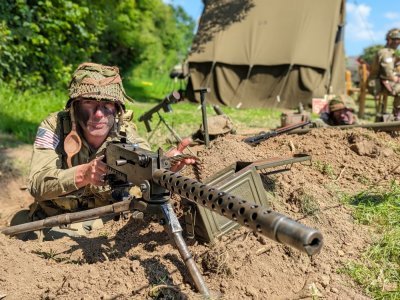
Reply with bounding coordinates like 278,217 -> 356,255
138,91 -> 182,132
152,169 -> 323,256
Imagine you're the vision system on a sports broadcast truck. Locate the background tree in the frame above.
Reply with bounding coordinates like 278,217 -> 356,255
359,44 -> 400,65
359,44 -> 383,65
0,0 -> 195,90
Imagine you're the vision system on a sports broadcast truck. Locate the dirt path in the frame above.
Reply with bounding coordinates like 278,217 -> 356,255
1,128 -> 399,299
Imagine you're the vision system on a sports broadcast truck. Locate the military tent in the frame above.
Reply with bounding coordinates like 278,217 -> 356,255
186,0 -> 346,109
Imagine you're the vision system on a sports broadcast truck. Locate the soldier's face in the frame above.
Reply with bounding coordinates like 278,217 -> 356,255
389,38 -> 400,49
332,108 -> 354,125
75,99 -> 116,139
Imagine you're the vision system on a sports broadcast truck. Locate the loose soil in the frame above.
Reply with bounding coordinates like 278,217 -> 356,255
1,128 -> 399,300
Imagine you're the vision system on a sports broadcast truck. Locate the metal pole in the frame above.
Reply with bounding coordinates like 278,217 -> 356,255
194,88 -> 211,148
156,112 -> 195,156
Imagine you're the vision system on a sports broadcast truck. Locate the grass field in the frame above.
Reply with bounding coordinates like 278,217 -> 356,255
342,183 -> 400,299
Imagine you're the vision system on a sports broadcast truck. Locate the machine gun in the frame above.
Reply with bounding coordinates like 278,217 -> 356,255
138,91 -> 182,132
1,140 -> 323,297
243,120 -> 311,145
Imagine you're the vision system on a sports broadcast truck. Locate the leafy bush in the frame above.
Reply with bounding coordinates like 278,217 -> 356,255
0,0 -> 99,89
0,0 -> 195,90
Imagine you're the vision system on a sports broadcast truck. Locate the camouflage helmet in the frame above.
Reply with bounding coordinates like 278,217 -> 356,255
67,62 -> 133,110
329,97 -> 346,112
386,28 -> 400,40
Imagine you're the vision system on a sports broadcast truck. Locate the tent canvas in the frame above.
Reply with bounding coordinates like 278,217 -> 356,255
186,0 -> 346,109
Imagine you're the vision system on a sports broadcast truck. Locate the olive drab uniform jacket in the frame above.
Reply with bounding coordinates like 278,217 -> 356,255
368,47 -> 400,97
28,110 -> 150,218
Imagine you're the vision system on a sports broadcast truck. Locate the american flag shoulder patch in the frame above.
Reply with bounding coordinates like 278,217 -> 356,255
34,127 -> 60,149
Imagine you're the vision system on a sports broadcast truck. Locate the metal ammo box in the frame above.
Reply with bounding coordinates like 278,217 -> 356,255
183,154 -> 311,243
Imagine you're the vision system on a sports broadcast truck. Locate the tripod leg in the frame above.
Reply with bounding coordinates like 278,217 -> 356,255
147,119 -> 163,142
161,203 -> 210,297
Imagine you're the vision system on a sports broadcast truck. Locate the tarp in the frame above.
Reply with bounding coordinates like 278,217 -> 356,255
186,0 -> 346,109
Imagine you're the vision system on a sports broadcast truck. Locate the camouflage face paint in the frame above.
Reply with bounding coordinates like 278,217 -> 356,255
74,100 -> 116,144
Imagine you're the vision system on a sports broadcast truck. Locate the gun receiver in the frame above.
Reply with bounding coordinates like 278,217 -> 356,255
138,91 -> 182,132
243,120 -> 311,145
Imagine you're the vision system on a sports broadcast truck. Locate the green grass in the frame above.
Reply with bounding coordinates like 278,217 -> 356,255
0,84 -> 66,143
341,182 -> 400,299
313,160 -> 336,179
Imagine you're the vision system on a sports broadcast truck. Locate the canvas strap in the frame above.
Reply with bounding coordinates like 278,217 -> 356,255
64,102 -> 82,168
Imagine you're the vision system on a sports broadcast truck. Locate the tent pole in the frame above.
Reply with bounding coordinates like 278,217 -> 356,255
276,64 -> 293,103
232,65 -> 254,108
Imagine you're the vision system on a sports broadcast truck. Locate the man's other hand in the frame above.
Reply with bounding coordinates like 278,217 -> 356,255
75,155 -> 107,187
166,138 -> 196,172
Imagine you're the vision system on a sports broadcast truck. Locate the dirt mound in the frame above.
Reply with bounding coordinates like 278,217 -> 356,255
1,128 -> 399,299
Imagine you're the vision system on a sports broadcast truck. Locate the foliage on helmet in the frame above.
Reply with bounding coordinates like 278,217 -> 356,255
67,62 -> 133,109
386,28 -> 400,40
329,97 -> 346,112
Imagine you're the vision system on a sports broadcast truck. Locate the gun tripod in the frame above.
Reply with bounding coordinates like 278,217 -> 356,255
147,111 -> 182,145
137,198 -> 210,296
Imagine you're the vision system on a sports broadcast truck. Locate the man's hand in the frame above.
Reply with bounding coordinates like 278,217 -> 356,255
75,155 -> 107,188
166,137 -> 196,172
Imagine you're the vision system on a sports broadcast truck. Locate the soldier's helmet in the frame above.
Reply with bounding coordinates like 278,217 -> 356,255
204,115 -> 234,136
329,97 -> 346,112
386,28 -> 400,40
66,62 -> 133,111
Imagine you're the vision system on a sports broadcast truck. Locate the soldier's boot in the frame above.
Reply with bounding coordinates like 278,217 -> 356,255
45,218 -> 104,240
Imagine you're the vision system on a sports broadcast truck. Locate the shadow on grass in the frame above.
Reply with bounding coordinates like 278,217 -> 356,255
349,191 -> 385,206
0,112 -> 39,145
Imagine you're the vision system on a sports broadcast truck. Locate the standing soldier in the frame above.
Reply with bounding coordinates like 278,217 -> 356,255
368,28 -> 400,120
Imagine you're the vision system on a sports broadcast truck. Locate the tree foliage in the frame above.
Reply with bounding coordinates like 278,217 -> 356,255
359,44 -> 384,65
0,0 -> 195,90
359,44 -> 400,65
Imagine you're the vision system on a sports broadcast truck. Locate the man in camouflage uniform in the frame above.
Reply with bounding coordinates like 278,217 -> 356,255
318,95 -> 357,126
25,63 -> 193,237
368,28 -> 400,120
